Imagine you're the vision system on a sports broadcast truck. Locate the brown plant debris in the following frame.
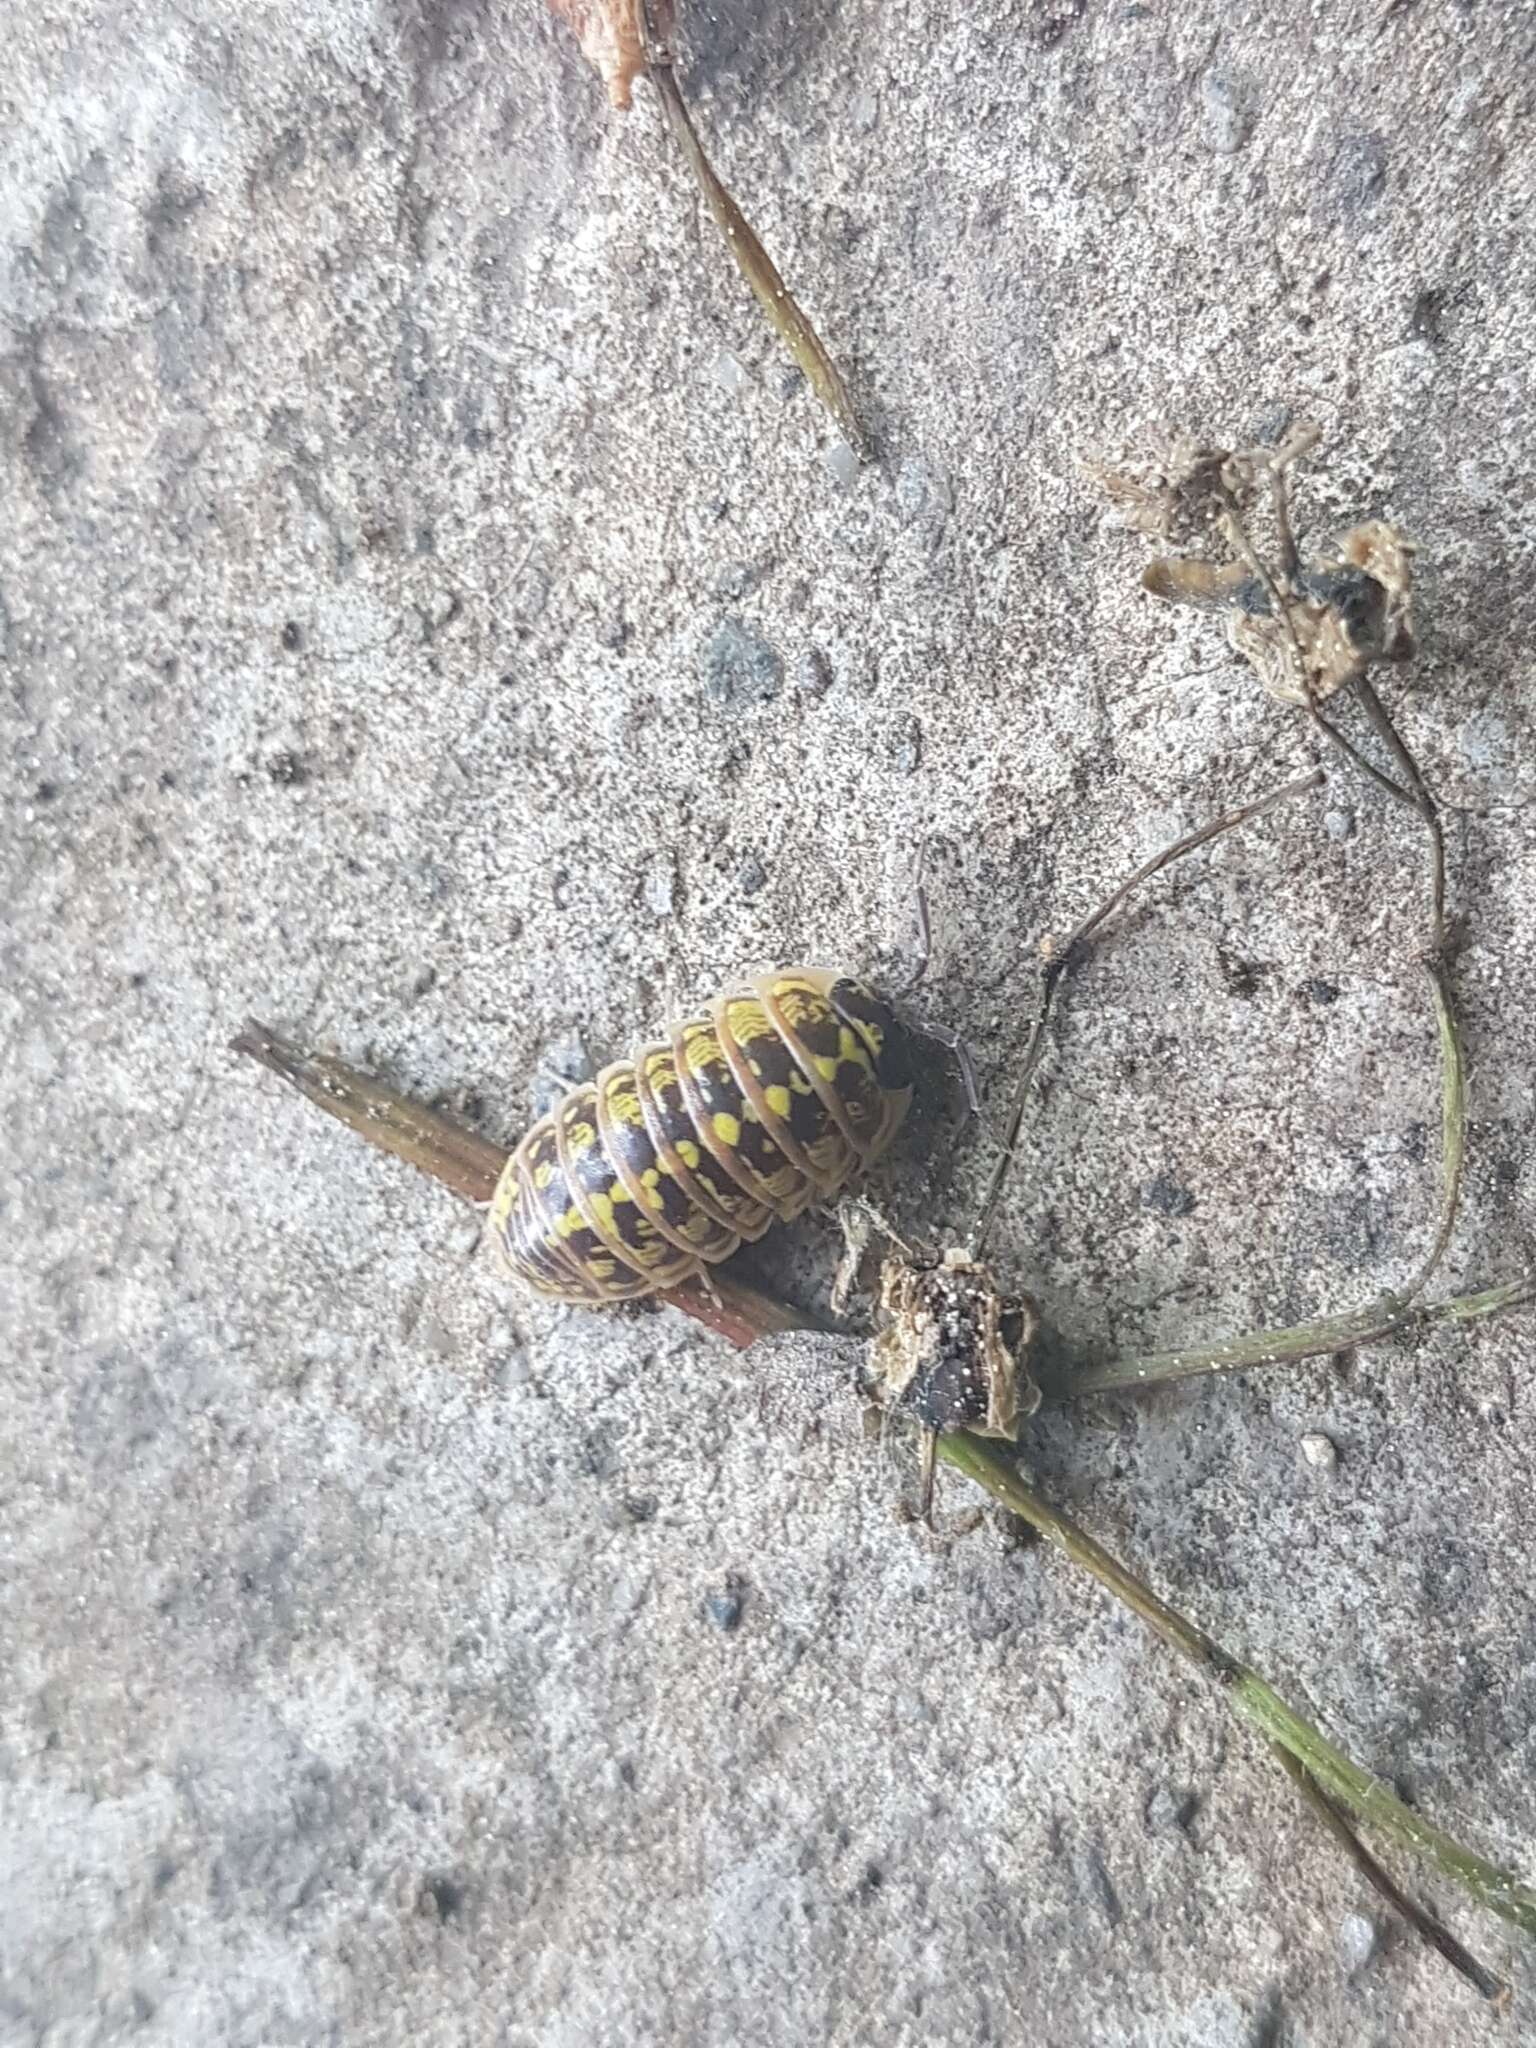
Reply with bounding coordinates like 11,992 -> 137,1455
548,0 -> 645,110
545,0 -> 864,450
1088,426 -> 1416,705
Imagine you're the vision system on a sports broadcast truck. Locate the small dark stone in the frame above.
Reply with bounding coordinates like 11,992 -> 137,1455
1142,1172 -> 1196,1218
704,1582 -> 745,1632
33,779 -> 59,803
1305,977 -> 1340,1005
281,620 -> 304,652
622,1493 -> 658,1525
857,1862 -> 884,1900
266,751 -> 311,787
420,1873 -> 465,1921
796,646 -> 833,698
1408,286 -> 1448,345
737,854 -> 768,897
1216,948 -> 1265,999
703,617 -> 783,712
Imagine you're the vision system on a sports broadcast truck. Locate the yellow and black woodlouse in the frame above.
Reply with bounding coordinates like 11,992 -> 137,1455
494,969 -> 915,1305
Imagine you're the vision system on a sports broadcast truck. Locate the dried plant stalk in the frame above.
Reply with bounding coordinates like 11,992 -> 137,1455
941,1430 -> 1534,1999
546,0 -> 864,449
1077,432 -> 1469,1385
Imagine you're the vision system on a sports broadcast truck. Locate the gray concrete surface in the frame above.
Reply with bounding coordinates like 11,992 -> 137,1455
4,2 -> 1536,2042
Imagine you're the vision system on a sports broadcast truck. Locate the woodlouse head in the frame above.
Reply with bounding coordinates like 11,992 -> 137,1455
871,1245 -> 1041,1521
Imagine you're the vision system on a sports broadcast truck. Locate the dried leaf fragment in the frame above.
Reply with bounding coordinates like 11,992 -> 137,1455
548,0 -> 645,109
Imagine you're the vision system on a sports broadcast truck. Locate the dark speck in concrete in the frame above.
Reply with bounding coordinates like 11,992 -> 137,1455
704,1582 -> 745,1632
1316,131 -> 1388,224
1142,1172 -> 1196,1218
796,646 -> 833,698
420,1873 -> 466,1922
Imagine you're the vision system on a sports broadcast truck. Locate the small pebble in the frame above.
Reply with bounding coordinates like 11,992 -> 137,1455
1200,69 -> 1257,155
447,1214 -> 484,1258
712,350 -> 747,395
1338,1909 -> 1379,1974
823,440 -> 860,490
849,87 -> 878,132
1300,1432 -> 1338,1472
1325,807 -> 1354,842
702,617 -> 783,711
704,1583 -> 745,1632
737,854 -> 767,897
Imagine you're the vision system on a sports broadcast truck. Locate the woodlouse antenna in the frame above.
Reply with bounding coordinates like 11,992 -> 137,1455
969,765 -> 1326,1254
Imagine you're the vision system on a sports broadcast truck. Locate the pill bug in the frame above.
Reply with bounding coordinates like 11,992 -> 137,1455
495,970 -> 914,1305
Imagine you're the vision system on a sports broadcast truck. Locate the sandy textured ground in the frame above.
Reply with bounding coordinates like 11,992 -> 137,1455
4,2 -> 1536,2042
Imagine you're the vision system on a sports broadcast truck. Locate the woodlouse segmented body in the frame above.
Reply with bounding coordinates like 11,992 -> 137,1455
491,970 -> 914,1304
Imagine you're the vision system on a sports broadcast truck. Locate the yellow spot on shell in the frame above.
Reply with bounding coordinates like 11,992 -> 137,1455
609,1180 -> 633,1204
789,1069 -> 813,1096
677,1138 -> 702,1169
534,1161 -> 555,1190
815,1054 -> 839,1082
567,1120 -> 598,1153
555,1208 -> 579,1237
765,1084 -> 791,1119
588,1190 -> 614,1228
712,1112 -> 741,1147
